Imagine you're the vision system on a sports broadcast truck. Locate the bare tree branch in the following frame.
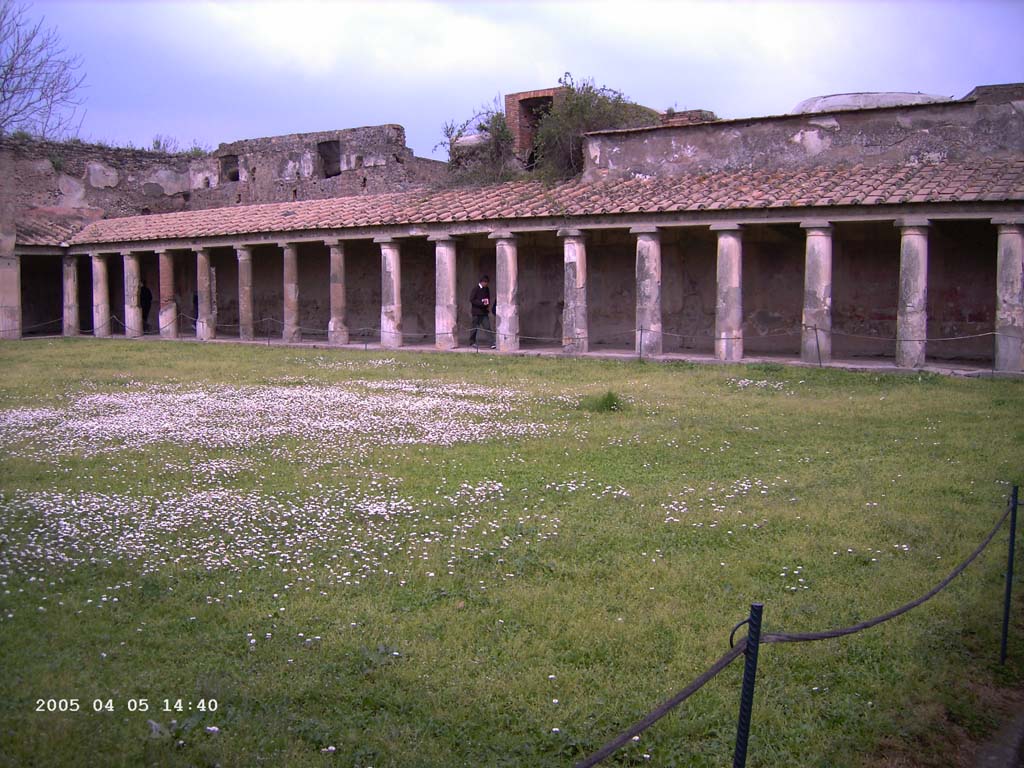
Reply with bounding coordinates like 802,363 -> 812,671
0,0 -> 84,138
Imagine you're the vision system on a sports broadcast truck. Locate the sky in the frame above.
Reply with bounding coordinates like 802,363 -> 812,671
25,0 -> 1024,160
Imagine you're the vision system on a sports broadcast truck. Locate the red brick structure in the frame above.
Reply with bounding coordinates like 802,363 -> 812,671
503,87 -> 567,162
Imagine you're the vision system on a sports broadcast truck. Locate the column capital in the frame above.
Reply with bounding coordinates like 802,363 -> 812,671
557,228 -> 584,239
895,217 -> 930,229
709,223 -> 743,233
235,245 -> 254,258
993,219 -> 1024,233
629,225 -> 660,236
428,234 -> 457,243
488,231 -> 517,241
373,236 -> 396,245
800,220 -> 833,231
277,241 -> 302,251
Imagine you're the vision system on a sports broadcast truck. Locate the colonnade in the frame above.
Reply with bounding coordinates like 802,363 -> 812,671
50,216 -> 1024,371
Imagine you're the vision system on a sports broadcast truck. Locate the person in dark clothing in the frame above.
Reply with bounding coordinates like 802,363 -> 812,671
139,281 -> 153,333
469,275 -> 494,348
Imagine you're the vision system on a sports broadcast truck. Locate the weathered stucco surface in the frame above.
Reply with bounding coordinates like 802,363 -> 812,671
584,88 -> 1024,180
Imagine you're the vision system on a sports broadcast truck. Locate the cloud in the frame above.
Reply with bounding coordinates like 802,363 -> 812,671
27,0 -> 1024,156
190,1 -> 559,84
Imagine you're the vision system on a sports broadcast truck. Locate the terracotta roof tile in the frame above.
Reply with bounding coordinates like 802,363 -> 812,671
17,209 -> 100,247
70,159 -> 1024,247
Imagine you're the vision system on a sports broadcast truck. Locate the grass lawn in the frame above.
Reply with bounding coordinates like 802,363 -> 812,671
1,338 -> 1022,768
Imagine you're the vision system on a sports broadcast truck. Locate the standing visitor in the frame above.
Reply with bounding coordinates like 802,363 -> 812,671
139,281 -> 153,333
469,275 -> 494,349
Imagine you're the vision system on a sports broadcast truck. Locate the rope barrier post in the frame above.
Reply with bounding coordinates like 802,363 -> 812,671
1001,485 -> 1019,665
732,602 -> 763,768
813,324 -> 822,368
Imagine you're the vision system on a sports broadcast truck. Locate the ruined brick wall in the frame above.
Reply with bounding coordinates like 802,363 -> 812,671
187,125 -> 446,209
583,85 -> 1024,180
0,137 -> 200,223
3,125 -> 447,245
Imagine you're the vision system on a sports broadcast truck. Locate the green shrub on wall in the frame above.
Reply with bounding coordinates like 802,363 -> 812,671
532,73 -> 659,180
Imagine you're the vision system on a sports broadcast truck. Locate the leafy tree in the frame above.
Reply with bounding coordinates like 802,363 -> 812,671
0,0 -> 84,138
532,73 -> 659,179
437,98 -> 518,185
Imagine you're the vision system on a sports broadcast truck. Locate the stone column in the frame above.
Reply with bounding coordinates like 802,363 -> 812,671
0,252 -> 21,340
328,241 -> 348,345
430,235 -> 457,350
235,246 -> 254,341
281,243 -> 300,343
895,219 -> 929,368
91,253 -> 110,338
712,224 -> 743,361
632,225 -> 662,357
157,250 -> 177,339
62,255 -> 79,336
491,231 -> 519,353
559,228 -> 588,353
994,219 -> 1024,372
800,222 -> 833,365
196,248 -> 214,341
377,237 -> 402,348
123,252 -> 142,338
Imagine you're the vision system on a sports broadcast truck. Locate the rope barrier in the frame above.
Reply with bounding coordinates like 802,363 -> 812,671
20,317 -> 63,332
574,643 -> 748,768
577,491 -> 1016,766
31,309 -> 1024,350
761,498 -> 1012,644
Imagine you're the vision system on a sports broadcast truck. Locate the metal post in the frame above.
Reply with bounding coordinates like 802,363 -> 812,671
813,324 -> 822,368
733,602 -> 764,768
1001,485 -> 1019,664
639,326 -> 644,362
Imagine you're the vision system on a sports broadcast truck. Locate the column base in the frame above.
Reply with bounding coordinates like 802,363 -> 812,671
328,317 -> 348,345
636,329 -> 662,357
563,337 -> 589,354
159,305 -> 178,339
994,332 -> 1022,372
800,327 -> 831,365
895,342 -> 927,368
715,335 -> 743,362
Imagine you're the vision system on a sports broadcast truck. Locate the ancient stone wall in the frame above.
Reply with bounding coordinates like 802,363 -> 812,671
583,85 -> 1024,179
3,125 -> 447,246
1,136 -> 199,223
188,125 -> 446,209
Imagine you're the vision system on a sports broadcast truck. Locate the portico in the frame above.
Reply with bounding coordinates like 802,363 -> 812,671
3,203 -> 999,376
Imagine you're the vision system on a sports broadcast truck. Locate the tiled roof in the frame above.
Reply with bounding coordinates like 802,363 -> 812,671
17,212 -> 92,247
70,159 -> 1024,246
